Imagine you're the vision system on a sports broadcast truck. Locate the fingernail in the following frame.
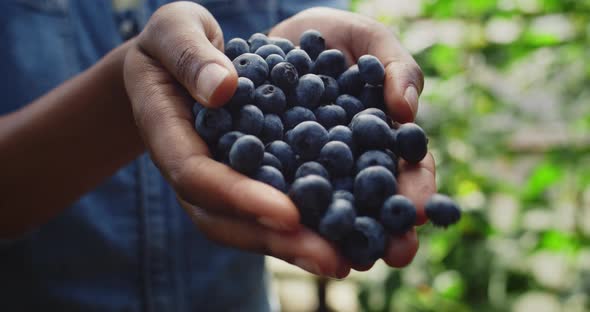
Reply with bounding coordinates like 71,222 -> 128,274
403,85 -> 419,118
294,258 -> 322,275
258,217 -> 287,231
196,63 -> 229,103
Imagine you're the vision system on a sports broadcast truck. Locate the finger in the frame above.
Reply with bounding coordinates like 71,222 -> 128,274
181,200 -> 351,279
138,2 -> 237,107
397,152 -> 436,225
382,228 -> 419,267
125,43 -> 299,231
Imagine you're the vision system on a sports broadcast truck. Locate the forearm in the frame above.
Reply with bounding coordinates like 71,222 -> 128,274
0,39 -> 144,238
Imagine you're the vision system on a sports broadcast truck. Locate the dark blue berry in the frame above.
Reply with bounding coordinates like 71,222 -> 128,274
225,38 -> 249,60
286,121 -> 329,161
358,55 -> 385,85
260,114 -> 284,144
337,65 -> 364,96
318,75 -> 340,103
271,37 -> 295,54
285,49 -> 313,76
194,107 -> 232,144
255,44 -> 286,59
319,199 -> 356,241
359,84 -> 385,111
234,104 -> 264,135
395,123 -> 428,164
314,105 -> 347,130
425,194 -> 461,227
216,131 -> 244,162
270,61 -> 299,91
318,141 -> 354,177
254,84 -> 287,114
354,166 -> 397,215
332,176 -> 354,192
282,106 -> 317,130
229,135 -> 264,174
313,49 -> 347,78
356,150 -> 397,175
295,161 -> 330,180
289,175 -> 333,228
351,108 -> 387,124
300,29 -> 325,60
248,33 -> 271,53
233,53 -> 269,86
381,195 -> 416,235
333,190 -> 354,202
262,152 -> 283,171
290,74 -> 324,109
351,114 -> 393,151
226,77 -> 255,113
192,102 -> 204,118
339,217 -> 386,266
253,165 -> 287,192
335,95 -> 364,123
265,140 -> 297,179
328,125 -> 354,149
265,54 -> 284,71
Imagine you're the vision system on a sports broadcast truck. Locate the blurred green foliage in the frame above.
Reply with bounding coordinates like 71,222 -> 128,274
351,0 -> 590,311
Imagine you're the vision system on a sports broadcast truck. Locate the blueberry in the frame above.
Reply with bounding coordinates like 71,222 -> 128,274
260,114 -> 284,144
286,121 -> 329,161
253,165 -> 287,192
226,77 -> 255,113
333,190 -> 354,203
192,102 -> 204,118
318,141 -> 353,177
381,195 -> 416,235
234,104 -> 264,135
254,84 -> 287,114
233,53 -> 269,86
351,114 -> 393,151
285,49 -> 313,76
294,161 -> 330,180
225,38 -> 249,60
271,37 -> 295,54
319,199 -> 356,241
332,176 -> 354,192
270,61 -> 299,91
339,217 -> 386,266
358,55 -> 385,85
395,123 -> 428,164
229,135 -> 265,174
328,125 -> 354,149
300,29 -> 325,60
356,150 -> 397,175
289,174 -> 333,228
312,49 -> 347,78
318,75 -> 340,103
265,54 -> 284,71
282,106 -> 317,130
255,44 -> 286,59
248,33 -> 271,53
337,65 -> 364,96
335,95 -> 364,123
359,84 -> 385,111
354,166 -> 397,215
194,107 -> 232,144
314,105 -> 347,130
265,140 -> 297,179
262,152 -> 283,171
425,194 -> 461,227
216,131 -> 244,162
351,108 -> 387,124
290,74 -> 324,109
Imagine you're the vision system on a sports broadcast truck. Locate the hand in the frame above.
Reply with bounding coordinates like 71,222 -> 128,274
270,7 -> 436,270
124,2 -> 349,279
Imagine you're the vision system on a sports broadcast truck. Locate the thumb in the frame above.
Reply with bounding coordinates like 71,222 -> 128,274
137,2 -> 237,107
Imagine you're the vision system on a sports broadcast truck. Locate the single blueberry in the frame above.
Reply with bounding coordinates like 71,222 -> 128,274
359,84 -> 385,112
294,161 -> 330,180
270,61 -> 299,91
358,55 -> 385,85
351,114 -> 393,151
265,54 -> 284,71
194,107 -> 232,144
192,102 -> 204,118
253,165 -> 287,192
260,114 -> 284,144
262,152 -> 283,171
270,37 -> 295,54
229,135 -> 265,174
318,141 -> 354,177
225,38 -> 249,60
318,75 -> 340,103
255,44 -> 286,59
290,74 -> 325,109
312,49 -> 346,78
282,106 -> 317,130
254,84 -> 287,114
350,108 -> 387,125
289,174 -> 333,228
319,199 -> 357,241
333,190 -> 354,203
395,123 -> 428,164
248,33 -> 271,53
328,125 -> 354,150
265,140 -> 297,180
356,150 -> 397,175
234,104 -> 264,135
339,217 -> 386,266
233,53 -> 269,86
314,105 -> 347,130
226,77 -> 255,113
335,95 -> 364,123
300,29 -> 325,60
285,49 -> 313,76
216,131 -> 244,162
332,176 -> 354,192
354,166 -> 397,216
286,121 -> 329,161
381,195 -> 417,235
425,194 -> 461,227
337,65 -> 364,96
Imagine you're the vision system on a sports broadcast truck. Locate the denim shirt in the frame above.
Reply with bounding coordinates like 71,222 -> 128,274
0,0 -> 347,311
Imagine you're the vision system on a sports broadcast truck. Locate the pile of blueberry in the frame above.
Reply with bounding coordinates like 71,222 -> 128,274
193,30 -> 461,266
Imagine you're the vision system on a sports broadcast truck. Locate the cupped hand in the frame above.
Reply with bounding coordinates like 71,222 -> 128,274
270,7 -> 436,270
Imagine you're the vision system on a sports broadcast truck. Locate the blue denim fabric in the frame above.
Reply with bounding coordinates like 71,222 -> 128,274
0,0 -> 348,311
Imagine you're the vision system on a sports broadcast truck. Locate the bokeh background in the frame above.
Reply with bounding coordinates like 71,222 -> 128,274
267,0 -> 590,311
